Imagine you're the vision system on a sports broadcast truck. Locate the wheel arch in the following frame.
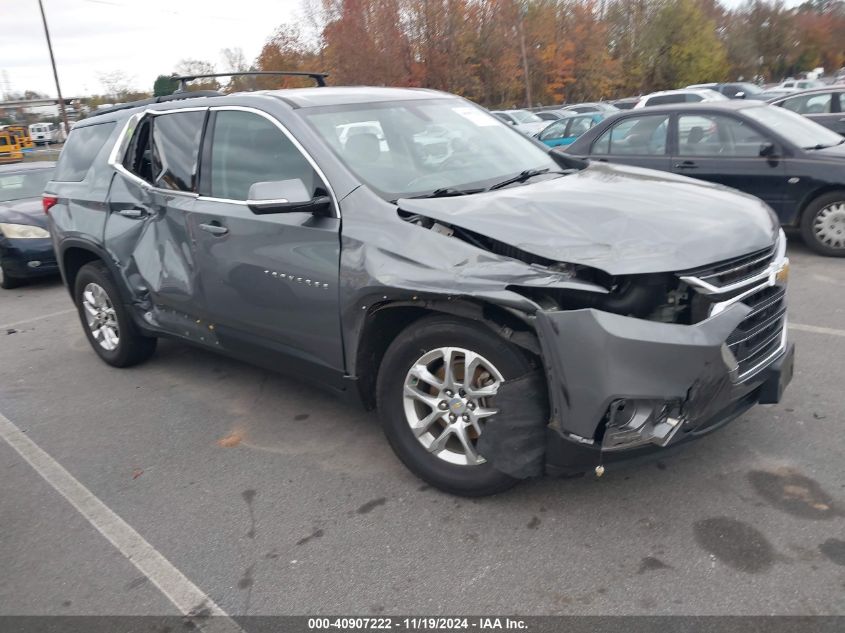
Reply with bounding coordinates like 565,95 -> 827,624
59,239 -> 128,304
352,298 -> 541,410
796,186 -> 845,226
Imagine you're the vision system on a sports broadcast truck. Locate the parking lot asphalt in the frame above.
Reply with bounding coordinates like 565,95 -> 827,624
1,236 -> 844,617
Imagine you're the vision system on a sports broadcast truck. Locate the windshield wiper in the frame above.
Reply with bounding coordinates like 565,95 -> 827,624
803,139 -> 844,150
488,168 -> 558,191
410,187 -> 484,199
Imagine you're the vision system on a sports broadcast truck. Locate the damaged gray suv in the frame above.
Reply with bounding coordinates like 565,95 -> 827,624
46,81 -> 794,495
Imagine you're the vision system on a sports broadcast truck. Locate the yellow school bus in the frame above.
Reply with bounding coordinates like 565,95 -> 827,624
3,125 -> 35,150
0,132 -> 24,164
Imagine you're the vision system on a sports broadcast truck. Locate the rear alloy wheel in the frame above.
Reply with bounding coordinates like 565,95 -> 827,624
377,315 -> 532,496
74,261 -> 157,367
801,192 -> 845,257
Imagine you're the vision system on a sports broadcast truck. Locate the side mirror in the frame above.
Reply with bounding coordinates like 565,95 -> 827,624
735,91 -> 746,99
759,142 -> 777,158
246,180 -> 332,216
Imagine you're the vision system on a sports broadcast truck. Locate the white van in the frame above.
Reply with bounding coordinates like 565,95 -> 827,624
28,122 -> 64,145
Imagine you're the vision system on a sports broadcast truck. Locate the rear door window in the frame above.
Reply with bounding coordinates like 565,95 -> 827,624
54,122 -> 115,182
122,111 -> 205,192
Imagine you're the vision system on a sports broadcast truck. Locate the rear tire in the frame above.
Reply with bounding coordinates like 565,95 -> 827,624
377,315 -> 533,496
74,261 -> 157,367
800,191 -> 845,257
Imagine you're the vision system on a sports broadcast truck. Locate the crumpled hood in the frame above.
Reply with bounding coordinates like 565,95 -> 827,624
398,162 -> 778,275
0,197 -> 48,230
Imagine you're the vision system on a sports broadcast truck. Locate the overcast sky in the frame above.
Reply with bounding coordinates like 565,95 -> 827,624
2,0 -> 803,99
1,0 -> 303,98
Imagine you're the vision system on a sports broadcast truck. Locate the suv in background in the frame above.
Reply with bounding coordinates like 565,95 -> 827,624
634,89 -> 728,108
46,80 -> 793,495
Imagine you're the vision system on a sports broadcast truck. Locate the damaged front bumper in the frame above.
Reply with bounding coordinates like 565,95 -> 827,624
533,304 -> 793,476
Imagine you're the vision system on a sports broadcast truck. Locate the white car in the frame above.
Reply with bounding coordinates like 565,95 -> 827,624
633,89 -> 728,109
770,79 -> 826,94
490,110 -> 549,135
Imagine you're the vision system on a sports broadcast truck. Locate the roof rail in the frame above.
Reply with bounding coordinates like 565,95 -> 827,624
171,71 -> 329,91
87,90 -> 222,119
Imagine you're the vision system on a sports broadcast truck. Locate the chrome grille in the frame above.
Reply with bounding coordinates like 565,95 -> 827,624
725,286 -> 786,378
681,244 -> 776,293
679,232 -> 788,382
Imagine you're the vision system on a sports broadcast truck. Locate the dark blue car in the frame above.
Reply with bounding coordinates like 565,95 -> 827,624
0,161 -> 57,289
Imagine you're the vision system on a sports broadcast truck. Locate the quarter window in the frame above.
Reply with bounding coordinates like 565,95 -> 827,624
208,110 -> 322,201
592,115 -> 669,156
54,122 -> 115,182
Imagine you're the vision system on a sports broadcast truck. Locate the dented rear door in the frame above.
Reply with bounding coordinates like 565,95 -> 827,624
104,108 -> 209,335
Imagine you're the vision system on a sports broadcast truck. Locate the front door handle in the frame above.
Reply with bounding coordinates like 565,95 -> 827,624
199,222 -> 229,236
675,161 -> 698,169
118,207 -> 148,219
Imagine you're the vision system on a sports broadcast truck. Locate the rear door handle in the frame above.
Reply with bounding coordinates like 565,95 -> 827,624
675,161 -> 698,169
199,222 -> 228,236
118,207 -> 148,219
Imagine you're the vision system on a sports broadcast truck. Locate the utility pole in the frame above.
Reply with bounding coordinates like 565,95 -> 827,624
37,0 -> 70,134
517,6 -> 532,108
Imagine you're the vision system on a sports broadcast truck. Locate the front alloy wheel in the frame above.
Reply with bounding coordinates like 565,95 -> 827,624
403,347 -> 503,466
378,315 -> 531,496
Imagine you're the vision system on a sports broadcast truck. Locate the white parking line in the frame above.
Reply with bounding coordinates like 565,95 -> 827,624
0,308 -> 76,331
789,322 -> 845,338
0,411 -> 245,633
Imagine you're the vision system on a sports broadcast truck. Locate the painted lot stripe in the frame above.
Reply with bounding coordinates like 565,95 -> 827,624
0,308 -> 76,331
0,411 -> 244,633
789,322 -> 845,339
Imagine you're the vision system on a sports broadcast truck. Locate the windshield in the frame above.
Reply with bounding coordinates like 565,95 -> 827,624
302,98 -> 559,200
744,105 -> 843,149
508,110 -> 542,124
0,169 -> 53,203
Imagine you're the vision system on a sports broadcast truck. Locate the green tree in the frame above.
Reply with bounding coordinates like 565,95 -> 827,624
153,75 -> 178,96
638,0 -> 729,91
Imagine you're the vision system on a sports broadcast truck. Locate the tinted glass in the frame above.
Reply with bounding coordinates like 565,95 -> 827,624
647,94 -> 685,106
210,110 -> 321,201
677,114 -> 766,157
150,111 -> 205,192
592,115 -> 668,155
54,122 -> 115,182
781,93 -> 833,115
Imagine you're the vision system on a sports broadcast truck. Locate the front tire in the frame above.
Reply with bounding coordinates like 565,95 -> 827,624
800,191 -> 845,257
0,262 -> 23,289
74,261 -> 157,367
377,315 -> 533,496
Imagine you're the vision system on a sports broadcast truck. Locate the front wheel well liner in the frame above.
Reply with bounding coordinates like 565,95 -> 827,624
353,300 -> 540,410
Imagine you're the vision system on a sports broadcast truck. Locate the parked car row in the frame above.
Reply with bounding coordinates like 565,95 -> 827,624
565,100 -> 845,256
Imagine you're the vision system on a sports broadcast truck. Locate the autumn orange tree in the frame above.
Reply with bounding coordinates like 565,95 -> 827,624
249,0 -> 845,108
